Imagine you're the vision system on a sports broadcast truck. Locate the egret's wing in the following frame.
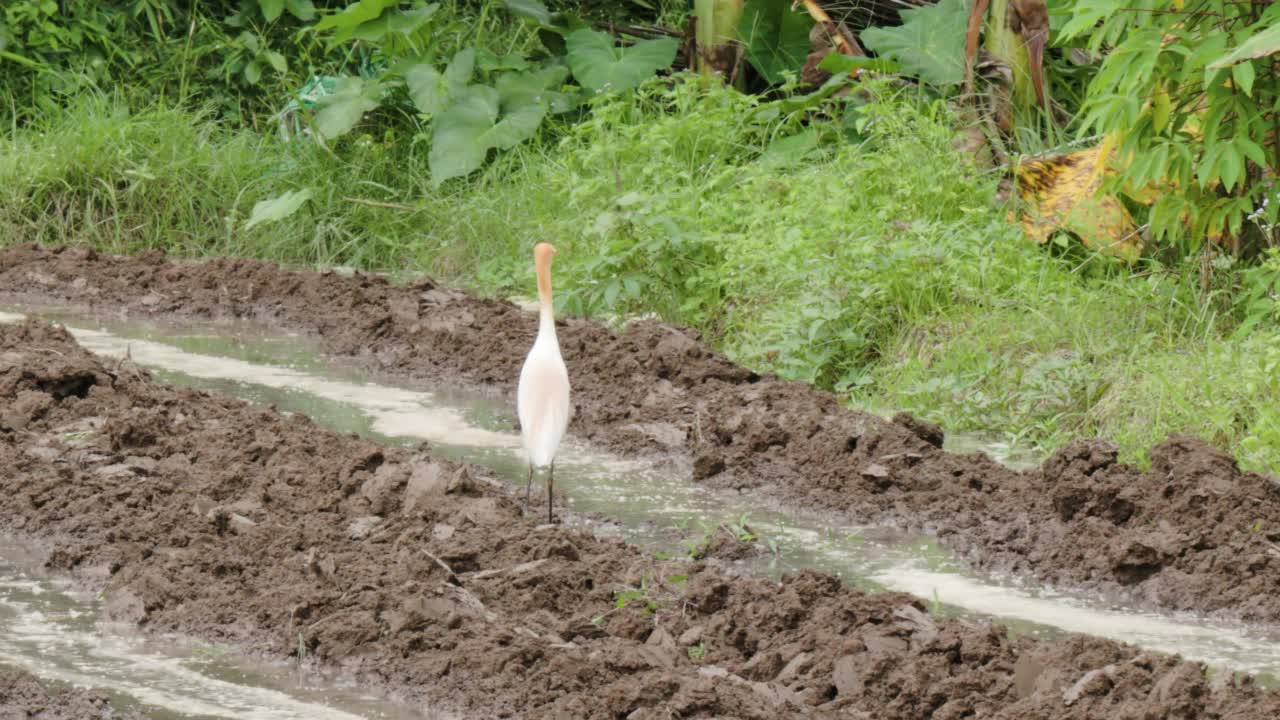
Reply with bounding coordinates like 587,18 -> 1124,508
517,358 -> 536,436
518,358 -> 570,465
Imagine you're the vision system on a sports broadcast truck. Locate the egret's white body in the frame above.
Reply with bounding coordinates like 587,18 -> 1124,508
517,243 -> 570,521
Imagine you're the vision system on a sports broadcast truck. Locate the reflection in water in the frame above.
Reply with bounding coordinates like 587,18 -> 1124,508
2,305 -> 1280,693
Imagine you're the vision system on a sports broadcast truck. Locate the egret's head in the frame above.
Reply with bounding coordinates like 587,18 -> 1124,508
534,243 -> 557,300
534,242 -> 557,265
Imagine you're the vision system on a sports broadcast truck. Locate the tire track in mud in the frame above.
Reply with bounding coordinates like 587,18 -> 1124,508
3,243 -> 1280,628
3,319 -> 1280,718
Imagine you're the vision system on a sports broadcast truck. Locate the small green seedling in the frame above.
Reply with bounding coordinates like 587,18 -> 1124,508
687,641 -> 707,662
614,577 -> 661,615
682,537 -> 704,559
727,512 -> 756,542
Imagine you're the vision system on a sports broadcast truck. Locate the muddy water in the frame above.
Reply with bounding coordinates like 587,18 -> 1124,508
0,542 -> 427,718
4,304 -> 1280,696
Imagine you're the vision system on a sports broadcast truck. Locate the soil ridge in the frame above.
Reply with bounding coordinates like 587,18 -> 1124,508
2,318 -> 1279,717
2,243 -> 1280,625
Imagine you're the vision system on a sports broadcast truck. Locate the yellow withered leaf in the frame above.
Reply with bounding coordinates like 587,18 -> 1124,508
1013,145 -> 1142,261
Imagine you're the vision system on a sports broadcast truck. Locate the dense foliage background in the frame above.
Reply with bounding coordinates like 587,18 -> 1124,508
4,0 -> 1280,472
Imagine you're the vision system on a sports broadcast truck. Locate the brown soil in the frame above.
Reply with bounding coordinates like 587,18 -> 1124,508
0,668 -> 146,719
691,526 -> 767,563
2,243 -> 1280,629
3,319 -> 1280,719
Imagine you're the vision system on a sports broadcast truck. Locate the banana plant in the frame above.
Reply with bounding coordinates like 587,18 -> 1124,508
964,0 -> 1050,111
693,0 -> 745,83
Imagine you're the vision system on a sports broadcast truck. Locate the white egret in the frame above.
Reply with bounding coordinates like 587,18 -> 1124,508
517,243 -> 571,522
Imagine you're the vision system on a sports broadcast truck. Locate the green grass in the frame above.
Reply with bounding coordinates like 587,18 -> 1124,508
0,96 -> 527,272
3,78 -> 1280,475
0,0 -> 667,129
869,292 -> 1280,469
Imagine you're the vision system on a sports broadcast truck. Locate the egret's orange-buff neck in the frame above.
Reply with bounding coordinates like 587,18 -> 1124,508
534,243 -> 556,307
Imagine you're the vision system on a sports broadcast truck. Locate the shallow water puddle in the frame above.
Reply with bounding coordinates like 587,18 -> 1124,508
0,540 -> 428,719
3,305 -> 1280,693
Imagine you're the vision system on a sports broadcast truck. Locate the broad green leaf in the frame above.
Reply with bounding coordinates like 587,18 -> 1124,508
429,85 -> 547,183
1208,23 -> 1280,69
476,48 -> 531,73
1197,142 -> 1224,187
1239,137 -> 1267,167
244,60 -> 262,85
348,21 -> 390,42
245,189 -> 313,230
446,47 -> 475,91
860,0 -> 968,86
387,3 -> 438,33
265,51 -> 287,73
1221,146 -> 1244,192
753,72 -> 849,119
238,31 -> 260,53
1233,61 -> 1256,97
759,128 -> 820,168
312,77 -> 382,139
406,49 -> 473,116
313,0 -> 396,34
504,0 -> 554,26
738,0 -> 813,85
284,0 -> 317,21
406,64 -> 447,114
1187,33 -> 1230,73
565,29 -> 678,92
349,3 -> 438,42
530,10 -> 586,54
260,0 -> 285,22
496,64 -> 575,114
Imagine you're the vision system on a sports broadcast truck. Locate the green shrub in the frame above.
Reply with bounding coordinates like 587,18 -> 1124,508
1063,0 -> 1280,254
547,77 -> 1033,389
7,72 -> 1280,472
0,1 -> 330,126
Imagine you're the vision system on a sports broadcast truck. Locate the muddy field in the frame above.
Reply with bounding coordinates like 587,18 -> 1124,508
2,243 -> 1280,628
0,669 -> 145,719
5,318 -> 1280,718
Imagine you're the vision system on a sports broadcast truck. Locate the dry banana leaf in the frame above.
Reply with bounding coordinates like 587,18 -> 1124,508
1013,145 -> 1142,261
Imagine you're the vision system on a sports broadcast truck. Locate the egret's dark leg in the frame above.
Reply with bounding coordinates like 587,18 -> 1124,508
547,461 -> 555,524
526,464 -> 534,507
